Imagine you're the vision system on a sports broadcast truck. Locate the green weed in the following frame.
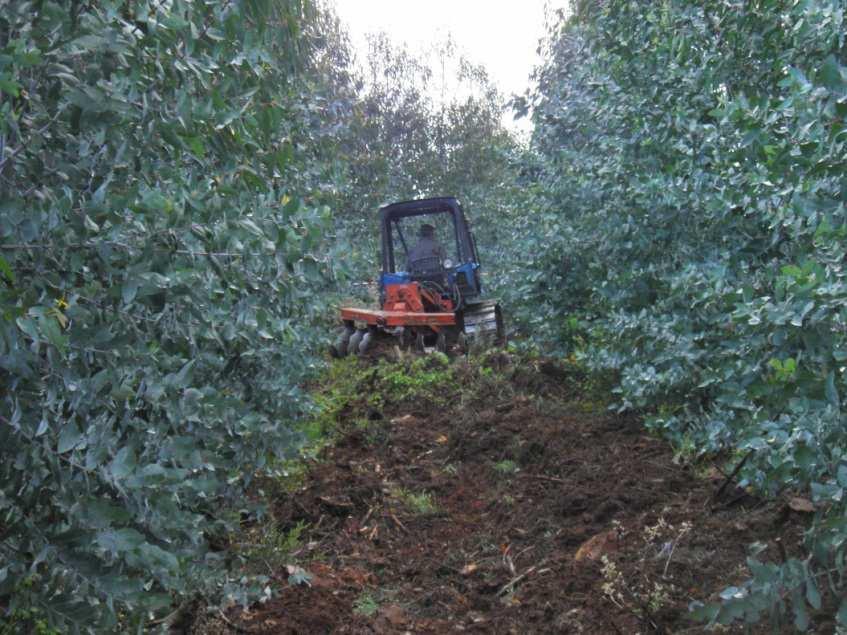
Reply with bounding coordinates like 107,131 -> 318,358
493,459 -> 519,475
392,487 -> 438,515
242,520 -> 308,570
353,591 -> 380,617
378,354 -> 454,404
0,607 -> 60,635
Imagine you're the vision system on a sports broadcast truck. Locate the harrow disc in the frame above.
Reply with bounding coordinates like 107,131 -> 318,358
347,329 -> 365,356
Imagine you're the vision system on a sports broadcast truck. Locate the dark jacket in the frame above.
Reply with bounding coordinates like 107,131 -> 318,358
407,237 -> 446,271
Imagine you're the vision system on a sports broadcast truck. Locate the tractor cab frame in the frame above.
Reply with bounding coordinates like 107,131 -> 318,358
379,197 -> 482,308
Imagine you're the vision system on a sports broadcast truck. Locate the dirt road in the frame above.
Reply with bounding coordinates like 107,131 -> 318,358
200,354 -> 807,634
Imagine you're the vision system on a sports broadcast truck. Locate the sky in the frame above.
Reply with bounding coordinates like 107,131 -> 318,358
331,0 -> 570,132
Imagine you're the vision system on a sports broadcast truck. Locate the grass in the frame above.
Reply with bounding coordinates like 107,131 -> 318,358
391,487 -> 439,515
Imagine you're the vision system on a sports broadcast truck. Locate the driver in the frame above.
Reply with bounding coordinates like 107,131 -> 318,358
407,223 -> 446,271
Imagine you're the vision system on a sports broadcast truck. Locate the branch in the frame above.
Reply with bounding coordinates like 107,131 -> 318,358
712,450 -> 754,502
0,110 -> 65,174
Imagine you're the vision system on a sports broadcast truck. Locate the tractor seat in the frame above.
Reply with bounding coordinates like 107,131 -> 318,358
409,256 -> 447,286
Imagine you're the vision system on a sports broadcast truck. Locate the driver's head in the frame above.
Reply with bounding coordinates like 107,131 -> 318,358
419,223 -> 436,239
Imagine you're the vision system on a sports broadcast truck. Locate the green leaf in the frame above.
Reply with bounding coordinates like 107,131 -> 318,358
122,279 -> 139,305
0,254 -> 15,285
0,77 -> 20,97
688,601 -> 720,622
39,312 -> 67,352
57,423 -> 83,453
810,481 -> 843,502
70,34 -> 107,51
109,447 -> 137,479
16,317 -> 40,341
825,371 -> 839,409
96,528 -> 145,555
239,218 -> 264,236
84,501 -> 133,528
819,55 -> 844,90
84,215 -> 100,233
184,135 -> 206,158
791,301 -> 814,327
139,543 -> 179,572
837,599 -> 847,625
793,601 -> 809,631
805,579 -> 821,610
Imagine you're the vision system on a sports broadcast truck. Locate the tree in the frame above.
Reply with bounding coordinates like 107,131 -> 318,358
527,0 -> 847,628
0,0 -> 338,629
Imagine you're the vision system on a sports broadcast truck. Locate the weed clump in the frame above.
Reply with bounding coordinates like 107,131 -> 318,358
391,488 -> 439,515
493,459 -> 519,475
303,355 -> 458,440
353,591 -> 380,617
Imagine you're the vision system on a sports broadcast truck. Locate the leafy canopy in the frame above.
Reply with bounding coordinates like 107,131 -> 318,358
526,0 -> 847,628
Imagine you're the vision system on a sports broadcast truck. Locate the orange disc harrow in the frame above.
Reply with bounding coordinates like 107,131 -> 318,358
340,307 -> 456,328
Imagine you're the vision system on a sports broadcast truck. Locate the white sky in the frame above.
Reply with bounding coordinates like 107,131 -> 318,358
331,0 -> 570,132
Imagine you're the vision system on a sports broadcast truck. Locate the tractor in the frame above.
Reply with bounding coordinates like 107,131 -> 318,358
334,197 -> 504,356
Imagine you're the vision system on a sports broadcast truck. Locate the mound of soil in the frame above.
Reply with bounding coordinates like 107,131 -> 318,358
206,358 -> 809,634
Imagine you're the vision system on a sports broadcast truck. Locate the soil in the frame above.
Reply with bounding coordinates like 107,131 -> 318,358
195,355 -> 811,634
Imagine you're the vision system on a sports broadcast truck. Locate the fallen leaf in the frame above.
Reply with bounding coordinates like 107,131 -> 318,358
460,563 -> 478,576
574,529 -> 620,562
390,414 -> 416,425
285,564 -> 303,575
379,604 -> 408,626
339,566 -> 375,586
788,497 -> 815,513
435,434 -> 448,444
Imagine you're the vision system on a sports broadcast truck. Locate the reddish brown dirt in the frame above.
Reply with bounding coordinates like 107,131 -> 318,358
212,358 -> 809,634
